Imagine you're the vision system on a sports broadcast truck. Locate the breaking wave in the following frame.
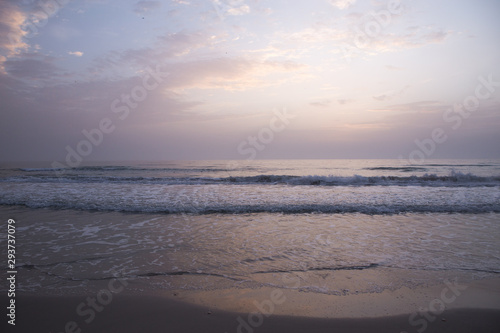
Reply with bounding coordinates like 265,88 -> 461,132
3,171 -> 499,187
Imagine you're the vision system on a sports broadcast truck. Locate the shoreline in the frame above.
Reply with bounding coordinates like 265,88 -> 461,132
3,277 -> 500,333
172,277 -> 500,319
2,205 -> 499,331
2,294 -> 500,333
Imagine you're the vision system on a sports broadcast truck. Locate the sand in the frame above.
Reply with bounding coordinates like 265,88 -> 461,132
3,279 -> 500,333
1,295 -> 500,333
175,277 -> 500,318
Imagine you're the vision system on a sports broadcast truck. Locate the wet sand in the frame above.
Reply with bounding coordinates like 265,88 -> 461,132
175,277 -> 500,318
2,294 -> 500,333
3,277 -> 500,333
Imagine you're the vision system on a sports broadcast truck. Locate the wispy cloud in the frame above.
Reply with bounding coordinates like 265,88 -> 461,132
227,4 -> 250,16
369,100 -> 444,113
372,85 -> 410,101
0,2 -> 29,72
3,53 -> 69,87
68,51 -> 83,57
367,28 -> 453,53
158,31 -> 219,57
337,99 -> 353,105
165,57 -> 306,93
328,0 -> 357,10
385,65 -> 403,71
87,30 -> 223,78
310,99 -> 331,107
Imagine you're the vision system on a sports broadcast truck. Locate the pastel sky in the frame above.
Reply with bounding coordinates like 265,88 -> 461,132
0,0 -> 499,162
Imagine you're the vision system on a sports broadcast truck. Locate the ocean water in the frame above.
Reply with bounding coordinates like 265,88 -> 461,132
1,159 -> 499,214
0,159 -> 499,295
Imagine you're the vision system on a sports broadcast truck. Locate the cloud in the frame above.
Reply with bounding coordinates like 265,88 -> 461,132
369,100 -> 443,113
310,99 -> 331,107
133,1 -> 161,14
4,55 -> 60,81
86,31 -> 221,79
270,24 -> 449,63
340,16 -> 453,60
212,0 -> 251,17
158,31 -> 216,57
0,2 -> 29,71
276,27 -> 348,45
0,1 -> 72,74
372,94 -> 390,101
328,0 -> 356,10
341,122 -> 390,130
385,65 -> 403,71
85,29 -> 308,94
372,85 -> 410,101
367,28 -> 452,53
337,99 -> 352,105
165,57 -> 306,92
68,51 -> 83,57
227,5 -> 250,16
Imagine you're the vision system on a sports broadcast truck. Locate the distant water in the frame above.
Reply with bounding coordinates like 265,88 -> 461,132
0,159 -> 499,295
1,159 -> 499,214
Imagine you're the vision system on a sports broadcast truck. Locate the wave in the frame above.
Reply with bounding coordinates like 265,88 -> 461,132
18,167 -> 67,172
252,263 -> 380,275
17,166 -> 138,172
4,172 -> 499,187
17,165 -> 233,173
363,167 -> 428,172
2,201 -> 499,215
229,172 -> 500,186
423,164 -> 497,167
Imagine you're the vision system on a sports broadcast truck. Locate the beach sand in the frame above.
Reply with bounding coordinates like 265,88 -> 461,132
2,293 -> 500,333
174,277 -> 500,318
3,277 -> 500,333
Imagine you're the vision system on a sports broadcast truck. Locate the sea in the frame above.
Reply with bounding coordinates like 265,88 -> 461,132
0,159 -> 499,296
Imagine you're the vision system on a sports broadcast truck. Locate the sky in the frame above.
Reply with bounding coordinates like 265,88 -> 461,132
0,0 -> 499,163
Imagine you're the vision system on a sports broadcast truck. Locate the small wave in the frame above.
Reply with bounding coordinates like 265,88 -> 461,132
253,263 -> 380,275
2,171 -> 500,186
363,167 -> 428,172
424,164 -> 496,167
17,165 -> 232,173
225,172 -> 499,187
2,202 -> 499,215
18,167 -> 66,172
16,256 -> 107,269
